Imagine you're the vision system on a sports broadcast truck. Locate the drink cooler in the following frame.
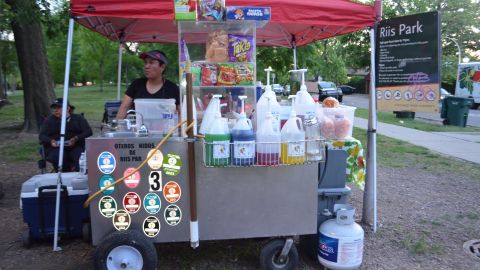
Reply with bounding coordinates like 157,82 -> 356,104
20,172 -> 90,240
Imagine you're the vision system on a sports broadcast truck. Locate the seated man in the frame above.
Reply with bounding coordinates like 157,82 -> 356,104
39,98 -> 92,172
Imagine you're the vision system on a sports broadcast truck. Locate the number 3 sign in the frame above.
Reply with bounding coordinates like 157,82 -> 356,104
149,171 -> 162,192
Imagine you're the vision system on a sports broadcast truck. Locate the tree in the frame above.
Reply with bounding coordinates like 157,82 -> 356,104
4,0 -> 55,132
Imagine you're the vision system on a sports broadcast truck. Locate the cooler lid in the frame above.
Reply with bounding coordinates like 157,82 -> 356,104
21,172 -> 89,195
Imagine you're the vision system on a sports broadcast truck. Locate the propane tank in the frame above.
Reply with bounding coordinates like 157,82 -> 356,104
318,204 -> 364,270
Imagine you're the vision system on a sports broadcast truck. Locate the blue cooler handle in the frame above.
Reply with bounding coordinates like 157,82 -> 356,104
38,185 -> 68,198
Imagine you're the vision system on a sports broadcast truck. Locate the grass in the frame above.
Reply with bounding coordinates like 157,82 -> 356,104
401,232 -> 445,255
356,108 -> 480,132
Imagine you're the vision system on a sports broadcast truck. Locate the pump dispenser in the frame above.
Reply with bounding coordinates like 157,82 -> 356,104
256,97 -> 281,165
256,67 -> 281,132
231,96 -> 255,166
199,94 -> 222,135
205,99 -> 231,166
290,68 -> 316,121
281,95 -> 306,164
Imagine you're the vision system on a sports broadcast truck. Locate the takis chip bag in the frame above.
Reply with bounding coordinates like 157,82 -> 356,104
228,34 -> 253,62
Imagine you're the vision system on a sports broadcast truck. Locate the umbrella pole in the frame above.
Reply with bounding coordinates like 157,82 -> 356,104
363,26 -> 378,233
186,61 -> 199,248
292,36 -> 297,70
116,43 -> 123,101
53,17 -> 75,251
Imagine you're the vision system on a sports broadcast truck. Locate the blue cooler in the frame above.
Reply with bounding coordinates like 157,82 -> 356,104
20,173 -> 90,241
103,100 -> 121,124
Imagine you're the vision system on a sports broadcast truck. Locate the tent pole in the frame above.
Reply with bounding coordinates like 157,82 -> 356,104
185,61 -> 199,248
362,26 -> 378,233
53,17 -> 75,251
116,43 -> 123,100
292,35 -> 297,69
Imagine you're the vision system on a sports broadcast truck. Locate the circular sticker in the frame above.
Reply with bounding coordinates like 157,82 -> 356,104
404,91 -> 413,101
393,90 -> 402,100
143,216 -> 161,237
426,90 -> 437,101
112,209 -> 131,231
164,204 -> 182,226
384,90 -> 392,100
147,149 -> 164,170
97,151 -> 116,174
163,153 -> 183,176
376,90 -> 383,100
143,193 -> 161,214
123,192 -> 141,214
163,181 -> 181,203
415,90 -> 424,101
99,175 -> 115,195
123,167 -> 141,189
98,196 -> 117,218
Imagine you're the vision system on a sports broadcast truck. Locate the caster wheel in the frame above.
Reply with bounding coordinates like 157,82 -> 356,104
94,230 -> 157,270
442,119 -> 449,125
82,222 -> 91,243
22,230 -> 32,249
260,239 -> 299,270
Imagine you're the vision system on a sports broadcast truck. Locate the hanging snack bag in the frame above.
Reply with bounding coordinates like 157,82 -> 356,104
228,34 -> 253,62
206,30 -> 229,62
201,63 -> 218,86
235,63 -> 254,85
217,64 -> 236,85
192,62 -> 203,86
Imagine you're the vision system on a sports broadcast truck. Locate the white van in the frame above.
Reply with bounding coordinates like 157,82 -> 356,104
455,62 -> 480,109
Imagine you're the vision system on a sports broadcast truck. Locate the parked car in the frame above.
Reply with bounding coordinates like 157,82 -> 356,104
272,84 -> 285,95
318,81 -> 343,102
338,85 -> 356,95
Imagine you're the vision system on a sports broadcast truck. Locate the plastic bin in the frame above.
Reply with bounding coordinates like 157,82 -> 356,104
317,105 -> 356,140
20,173 -> 90,241
103,100 -> 121,124
134,98 -> 178,135
441,96 -> 474,127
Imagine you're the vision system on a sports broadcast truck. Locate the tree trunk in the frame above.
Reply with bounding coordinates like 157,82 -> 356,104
0,54 -> 5,100
6,0 -> 55,132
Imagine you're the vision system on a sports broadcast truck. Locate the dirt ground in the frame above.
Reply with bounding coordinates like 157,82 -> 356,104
1,128 -> 480,269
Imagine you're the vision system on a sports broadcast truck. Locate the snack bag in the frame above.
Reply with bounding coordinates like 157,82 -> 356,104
217,64 -> 236,85
198,0 -> 225,21
206,30 -> 229,62
235,63 -> 254,85
228,34 -> 253,62
201,64 -> 218,86
192,62 -> 203,86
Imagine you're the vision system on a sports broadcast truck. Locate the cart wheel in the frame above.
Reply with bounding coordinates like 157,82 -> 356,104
260,239 -> 299,270
82,222 -> 91,243
22,230 -> 32,249
442,119 -> 449,125
94,230 -> 157,270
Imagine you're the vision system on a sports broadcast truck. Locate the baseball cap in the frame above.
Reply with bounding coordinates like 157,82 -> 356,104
50,98 -> 75,110
139,50 -> 169,65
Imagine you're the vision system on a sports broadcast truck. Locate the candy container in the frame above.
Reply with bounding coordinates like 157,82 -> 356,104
320,116 -> 335,139
334,114 -> 352,139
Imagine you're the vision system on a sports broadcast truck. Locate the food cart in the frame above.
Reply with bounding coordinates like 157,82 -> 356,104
56,1 -> 379,269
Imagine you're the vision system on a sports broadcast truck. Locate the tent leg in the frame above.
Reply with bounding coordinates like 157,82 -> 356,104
53,17 -> 75,252
362,27 -> 378,233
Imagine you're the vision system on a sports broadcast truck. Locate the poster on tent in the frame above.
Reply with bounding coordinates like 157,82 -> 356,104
375,11 -> 440,112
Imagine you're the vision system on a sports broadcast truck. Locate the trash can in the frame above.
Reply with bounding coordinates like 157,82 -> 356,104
393,111 -> 415,119
440,96 -> 474,127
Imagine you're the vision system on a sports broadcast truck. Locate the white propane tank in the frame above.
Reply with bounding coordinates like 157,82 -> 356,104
318,204 -> 364,270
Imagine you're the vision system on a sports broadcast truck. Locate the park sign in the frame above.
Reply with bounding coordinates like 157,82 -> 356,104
375,11 -> 441,112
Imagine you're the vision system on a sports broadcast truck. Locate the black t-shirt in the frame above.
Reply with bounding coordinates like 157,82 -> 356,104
125,78 -> 180,105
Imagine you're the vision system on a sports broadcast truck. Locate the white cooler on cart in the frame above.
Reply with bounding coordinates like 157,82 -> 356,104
20,172 -> 90,247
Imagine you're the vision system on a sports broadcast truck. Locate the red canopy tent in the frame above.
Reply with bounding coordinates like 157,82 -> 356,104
70,0 -> 378,47
51,0 -> 381,251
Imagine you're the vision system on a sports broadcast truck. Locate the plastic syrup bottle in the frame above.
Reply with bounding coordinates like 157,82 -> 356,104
256,67 -> 281,132
79,152 -> 87,174
291,68 -> 316,122
231,96 -> 255,166
199,94 -> 222,135
205,101 -> 231,166
256,97 -> 281,166
281,95 -> 306,164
